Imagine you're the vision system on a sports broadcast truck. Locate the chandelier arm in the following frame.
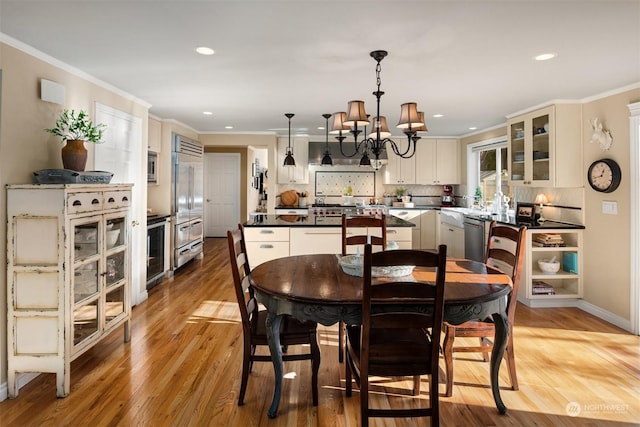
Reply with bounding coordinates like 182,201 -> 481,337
338,137 -> 362,158
389,138 -> 417,158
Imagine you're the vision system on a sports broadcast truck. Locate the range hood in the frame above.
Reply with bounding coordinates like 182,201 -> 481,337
308,141 -> 388,166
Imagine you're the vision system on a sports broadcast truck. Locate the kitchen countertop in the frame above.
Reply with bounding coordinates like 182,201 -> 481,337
147,213 -> 171,225
244,214 -> 415,227
465,211 -> 585,229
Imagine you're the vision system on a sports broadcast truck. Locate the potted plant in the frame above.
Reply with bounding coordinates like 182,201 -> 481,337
45,109 -> 106,171
344,186 -> 353,204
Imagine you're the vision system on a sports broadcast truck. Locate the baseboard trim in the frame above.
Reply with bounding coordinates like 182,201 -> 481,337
0,372 -> 40,402
577,300 -> 633,332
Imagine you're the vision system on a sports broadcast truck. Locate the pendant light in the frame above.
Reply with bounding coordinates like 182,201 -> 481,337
321,113 -> 333,166
283,113 -> 295,167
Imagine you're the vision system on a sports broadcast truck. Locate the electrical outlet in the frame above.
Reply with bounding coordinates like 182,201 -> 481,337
602,201 -> 618,215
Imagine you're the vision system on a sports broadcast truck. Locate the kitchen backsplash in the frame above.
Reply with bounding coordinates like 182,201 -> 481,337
315,171 -> 375,197
278,165 -> 455,205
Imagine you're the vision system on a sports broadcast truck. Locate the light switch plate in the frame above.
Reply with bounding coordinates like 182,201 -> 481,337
602,200 -> 618,215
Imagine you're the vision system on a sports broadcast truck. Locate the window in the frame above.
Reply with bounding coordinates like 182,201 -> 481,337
467,137 -> 510,209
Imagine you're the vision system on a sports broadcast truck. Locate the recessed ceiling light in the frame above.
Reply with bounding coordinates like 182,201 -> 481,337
195,47 -> 215,56
433,114 -> 444,118
534,53 -> 556,61
225,126 -> 233,129
317,126 -> 325,130
469,127 -> 477,130
203,111 -> 213,115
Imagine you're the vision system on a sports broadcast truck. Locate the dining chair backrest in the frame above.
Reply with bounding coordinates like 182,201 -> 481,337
341,214 -> 387,255
363,244 -> 448,344
227,224 -> 258,336
484,221 -> 527,319
350,243 -> 448,425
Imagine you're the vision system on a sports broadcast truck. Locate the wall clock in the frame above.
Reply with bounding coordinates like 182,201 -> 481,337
587,158 -> 621,193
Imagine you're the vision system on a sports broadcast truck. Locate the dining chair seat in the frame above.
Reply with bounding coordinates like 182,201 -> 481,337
346,326 -> 434,375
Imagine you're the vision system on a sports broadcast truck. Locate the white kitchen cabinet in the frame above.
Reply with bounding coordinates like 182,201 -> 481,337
244,227 -> 290,267
389,208 -> 422,249
419,210 -> 437,249
384,138 -> 416,185
439,221 -> 464,258
289,225 -> 413,255
507,104 -> 582,187
148,116 -> 162,152
519,228 -> 583,305
290,227 -> 342,255
415,138 -> 460,185
277,136 -> 309,184
385,227 -> 412,249
7,184 -> 132,398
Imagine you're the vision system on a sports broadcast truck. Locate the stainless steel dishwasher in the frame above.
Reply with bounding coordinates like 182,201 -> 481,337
464,216 -> 486,262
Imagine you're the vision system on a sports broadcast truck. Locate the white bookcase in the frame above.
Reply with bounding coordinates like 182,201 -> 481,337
519,228 -> 583,306
7,184 -> 132,398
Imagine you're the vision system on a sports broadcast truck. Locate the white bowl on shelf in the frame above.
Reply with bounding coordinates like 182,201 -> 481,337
106,230 -> 120,248
538,258 -> 560,274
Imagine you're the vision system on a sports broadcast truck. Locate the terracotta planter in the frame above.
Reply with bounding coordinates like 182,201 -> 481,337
61,139 -> 87,171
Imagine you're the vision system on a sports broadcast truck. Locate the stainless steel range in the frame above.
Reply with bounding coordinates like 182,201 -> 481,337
308,204 -> 388,217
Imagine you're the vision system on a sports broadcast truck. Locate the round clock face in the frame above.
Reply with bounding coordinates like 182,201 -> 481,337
587,159 -> 621,193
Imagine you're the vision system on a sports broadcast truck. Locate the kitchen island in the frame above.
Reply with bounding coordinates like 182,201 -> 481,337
243,214 -> 414,267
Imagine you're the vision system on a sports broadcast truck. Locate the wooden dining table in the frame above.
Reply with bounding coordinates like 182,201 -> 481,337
249,253 -> 513,418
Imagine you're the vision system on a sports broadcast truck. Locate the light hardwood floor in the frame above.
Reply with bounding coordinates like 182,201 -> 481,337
1,238 -> 639,426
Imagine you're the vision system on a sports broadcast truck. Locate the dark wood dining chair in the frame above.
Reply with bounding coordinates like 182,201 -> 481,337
338,214 -> 387,363
442,221 -> 526,397
345,244 -> 448,427
226,224 -> 320,406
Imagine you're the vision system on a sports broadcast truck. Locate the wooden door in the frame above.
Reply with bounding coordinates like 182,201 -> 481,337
204,153 -> 240,237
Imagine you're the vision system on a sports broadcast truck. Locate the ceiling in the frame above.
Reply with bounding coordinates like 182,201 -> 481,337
1,1 -> 639,138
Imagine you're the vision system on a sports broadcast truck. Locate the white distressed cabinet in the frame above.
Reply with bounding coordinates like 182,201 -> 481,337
7,184 -> 132,398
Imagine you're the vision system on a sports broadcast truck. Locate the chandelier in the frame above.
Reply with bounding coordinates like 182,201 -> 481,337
329,50 -> 427,169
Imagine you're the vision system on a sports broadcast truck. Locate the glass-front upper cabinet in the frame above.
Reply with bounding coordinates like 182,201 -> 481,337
507,106 -> 553,186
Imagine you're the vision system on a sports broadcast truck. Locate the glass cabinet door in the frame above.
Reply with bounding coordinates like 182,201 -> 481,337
74,221 -> 99,261
106,217 -> 125,249
74,260 -> 99,303
509,120 -> 525,183
73,301 -> 98,345
106,251 -> 126,287
531,113 -> 550,182
105,285 -> 126,325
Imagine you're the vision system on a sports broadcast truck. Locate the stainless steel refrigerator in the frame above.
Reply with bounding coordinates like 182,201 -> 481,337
171,134 -> 204,269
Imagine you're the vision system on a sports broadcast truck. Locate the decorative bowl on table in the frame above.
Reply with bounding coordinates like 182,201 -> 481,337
538,258 -> 560,274
337,254 -> 415,278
